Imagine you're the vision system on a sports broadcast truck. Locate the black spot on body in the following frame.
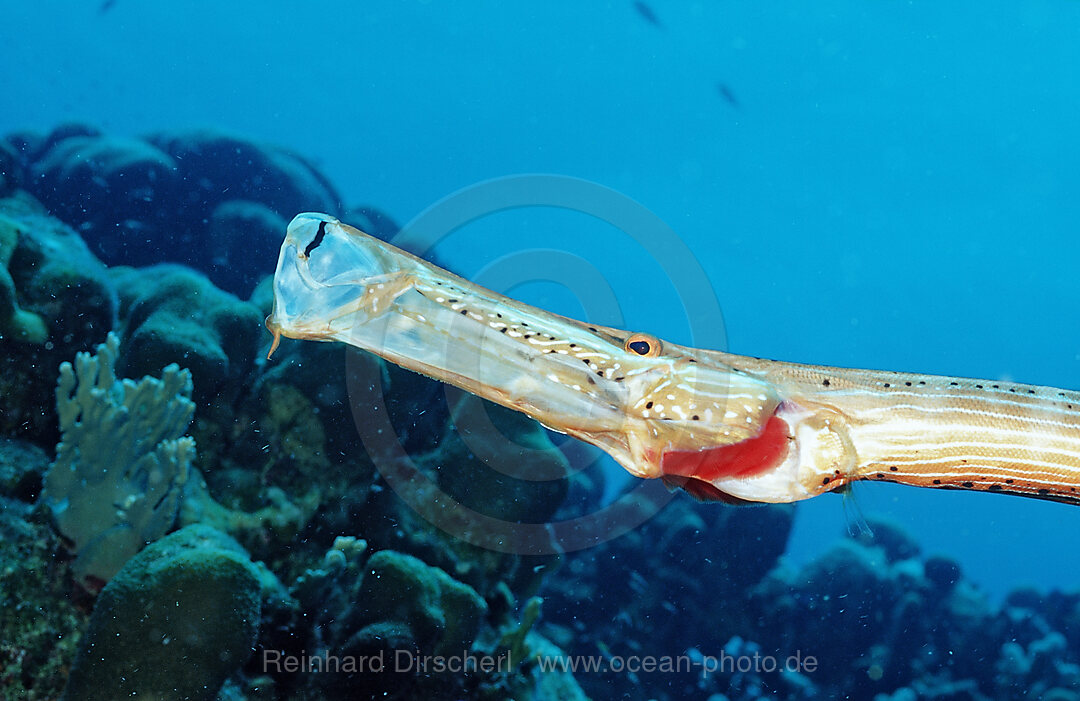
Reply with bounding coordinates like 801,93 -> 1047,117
962,481 -> 974,488
822,379 -> 831,386
933,479 -> 941,485
989,484 -> 1003,491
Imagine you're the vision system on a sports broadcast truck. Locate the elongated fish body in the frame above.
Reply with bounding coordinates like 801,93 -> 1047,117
266,213 -> 1080,506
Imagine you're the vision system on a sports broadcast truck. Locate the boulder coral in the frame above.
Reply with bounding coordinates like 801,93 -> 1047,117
0,208 -> 46,344
147,128 -> 343,225
109,264 -> 262,407
296,547 -> 490,699
8,124 -> 345,297
31,130 -> 180,267
61,525 -> 267,701
205,199 -> 288,295
0,192 -> 116,440
357,550 -> 488,658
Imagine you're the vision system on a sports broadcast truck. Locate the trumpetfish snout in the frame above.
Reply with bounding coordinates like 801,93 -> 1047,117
267,212 -> 1080,507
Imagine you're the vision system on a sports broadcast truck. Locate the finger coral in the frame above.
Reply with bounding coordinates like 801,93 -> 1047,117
40,332 -> 195,590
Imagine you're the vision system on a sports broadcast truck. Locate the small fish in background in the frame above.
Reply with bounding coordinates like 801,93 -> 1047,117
716,82 -> 740,110
99,0 -> 117,14
633,1 -> 664,30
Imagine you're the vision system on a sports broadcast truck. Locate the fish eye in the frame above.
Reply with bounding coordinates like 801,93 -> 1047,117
625,333 -> 662,358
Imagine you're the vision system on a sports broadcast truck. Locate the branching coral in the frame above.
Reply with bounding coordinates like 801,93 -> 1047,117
40,332 -> 195,589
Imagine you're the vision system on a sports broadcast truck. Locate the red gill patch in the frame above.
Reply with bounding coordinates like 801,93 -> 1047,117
660,413 -> 791,492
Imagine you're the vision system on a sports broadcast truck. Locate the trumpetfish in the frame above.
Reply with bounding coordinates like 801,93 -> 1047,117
266,212 -> 1080,506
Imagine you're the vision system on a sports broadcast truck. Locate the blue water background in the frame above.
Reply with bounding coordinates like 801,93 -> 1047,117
4,1 -> 1080,600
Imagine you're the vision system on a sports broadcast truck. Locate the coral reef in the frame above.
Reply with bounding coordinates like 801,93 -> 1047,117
0,498 -> 85,701
6,123 -> 1080,701
541,494 -> 796,700
30,128 -> 180,266
10,124 -> 346,296
0,437 -> 47,501
293,542 -> 487,698
290,540 -> 585,700
542,508 -> 1080,701
359,550 -> 488,657
109,264 -> 263,406
206,200 -> 289,295
0,209 -> 46,344
147,128 -> 342,228
0,192 -> 116,441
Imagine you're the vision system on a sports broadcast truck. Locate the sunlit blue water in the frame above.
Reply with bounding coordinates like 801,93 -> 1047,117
6,0 -> 1080,600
